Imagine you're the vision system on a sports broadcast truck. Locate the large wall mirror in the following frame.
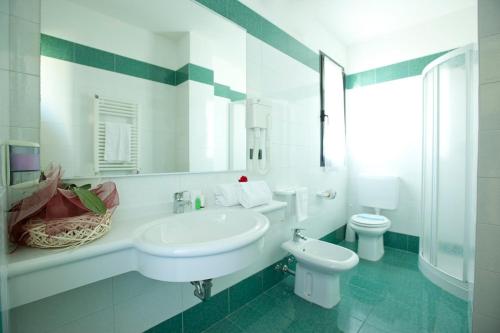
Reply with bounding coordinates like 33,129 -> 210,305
40,0 -> 247,178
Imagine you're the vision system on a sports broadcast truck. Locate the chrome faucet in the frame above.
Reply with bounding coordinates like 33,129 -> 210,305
173,191 -> 191,214
293,228 -> 307,242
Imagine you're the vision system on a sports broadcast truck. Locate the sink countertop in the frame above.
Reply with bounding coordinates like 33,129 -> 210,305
4,200 -> 286,308
6,200 -> 287,277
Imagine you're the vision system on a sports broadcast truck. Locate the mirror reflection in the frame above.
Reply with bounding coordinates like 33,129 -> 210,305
40,0 -> 247,177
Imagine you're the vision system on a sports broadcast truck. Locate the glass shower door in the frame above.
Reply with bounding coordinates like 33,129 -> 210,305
435,54 -> 467,280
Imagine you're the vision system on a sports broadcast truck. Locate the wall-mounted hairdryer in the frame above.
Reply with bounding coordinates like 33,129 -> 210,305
246,99 -> 271,174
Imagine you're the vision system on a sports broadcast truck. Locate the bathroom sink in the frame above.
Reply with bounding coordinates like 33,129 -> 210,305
134,210 -> 270,282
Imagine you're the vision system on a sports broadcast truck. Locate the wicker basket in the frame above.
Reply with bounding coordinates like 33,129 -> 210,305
21,210 -> 114,249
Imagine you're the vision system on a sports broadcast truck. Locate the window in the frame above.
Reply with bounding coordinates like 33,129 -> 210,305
320,53 -> 346,169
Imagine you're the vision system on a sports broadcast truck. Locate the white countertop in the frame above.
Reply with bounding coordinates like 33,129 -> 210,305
5,200 -> 287,308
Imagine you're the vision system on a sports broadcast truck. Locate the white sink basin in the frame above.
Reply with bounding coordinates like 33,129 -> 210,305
134,209 -> 270,282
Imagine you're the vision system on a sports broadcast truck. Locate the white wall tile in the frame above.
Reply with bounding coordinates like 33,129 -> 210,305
112,271 -> 167,305
10,0 -> 39,23
0,69 -> 9,127
478,130 -> 500,178
474,269 -> 500,320
24,22 -> 349,333
0,12 -> 8,70
477,178 -> 500,226
9,15 -> 39,75
473,313 -> 500,333
476,223 -> 500,273
9,126 -> 39,142
49,308 -> 114,333
0,0 -> 9,15
10,279 -> 113,333
113,281 -> 183,333
0,125 -> 8,142
9,71 -> 39,128
479,0 -> 500,38
479,81 -> 500,130
479,34 -> 500,85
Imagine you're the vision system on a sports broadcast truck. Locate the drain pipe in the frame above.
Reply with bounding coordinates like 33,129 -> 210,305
191,279 -> 213,301
274,257 -> 296,276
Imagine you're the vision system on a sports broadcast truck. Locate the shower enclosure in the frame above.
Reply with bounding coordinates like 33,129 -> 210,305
419,45 -> 478,300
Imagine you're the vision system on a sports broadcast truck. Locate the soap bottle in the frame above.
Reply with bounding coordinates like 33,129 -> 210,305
195,196 -> 202,210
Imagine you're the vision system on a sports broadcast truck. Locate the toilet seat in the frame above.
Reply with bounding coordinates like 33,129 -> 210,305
351,213 -> 390,228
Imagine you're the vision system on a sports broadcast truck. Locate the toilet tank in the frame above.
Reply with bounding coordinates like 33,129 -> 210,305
358,175 -> 399,210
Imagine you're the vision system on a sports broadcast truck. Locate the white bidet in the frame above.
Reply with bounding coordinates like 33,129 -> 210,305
282,238 -> 359,308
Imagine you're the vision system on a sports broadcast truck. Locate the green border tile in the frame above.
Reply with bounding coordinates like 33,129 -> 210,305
226,0 -> 264,40
375,61 -> 409,83
40,34 -> 74,61
150,64 -> 176,85
198,0 -> 320,72
188,63 -> 214,85
41,34 -> 243,98
408,51 -> 449,76
345,74 -> 360,89
229,90 -> 246,101
195,0 -> 230,17
346,50 -> 453,89
407,235 -> 419,254
384,231 -> 408,251
74,43 -> 115,72
115,55 -> 151,80
214,83 -> 231,98
175,64 -> 189,85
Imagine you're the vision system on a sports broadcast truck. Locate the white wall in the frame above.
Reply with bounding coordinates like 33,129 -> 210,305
241,0 -> 347,66
42,0 -> 178,70
346,77 -> 423,236
1,1 -> 42,332
345,8 -> 477,236
347,7 -> 477,73
40,57 -> 178,176
8,13 -> 349,333
40,0 -> 180,176
473,0 -> 500,331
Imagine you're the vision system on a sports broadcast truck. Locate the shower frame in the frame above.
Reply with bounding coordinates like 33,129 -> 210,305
418,45 -> 478,301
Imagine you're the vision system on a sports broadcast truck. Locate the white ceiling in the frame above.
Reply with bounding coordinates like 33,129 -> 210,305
244,0 -> 476,45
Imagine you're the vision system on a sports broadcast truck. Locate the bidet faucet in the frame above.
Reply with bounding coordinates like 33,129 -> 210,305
293,228 -> 307,242
173,191 -> 191,214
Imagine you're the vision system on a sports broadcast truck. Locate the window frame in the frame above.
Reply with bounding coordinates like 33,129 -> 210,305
319,52 -> 346,167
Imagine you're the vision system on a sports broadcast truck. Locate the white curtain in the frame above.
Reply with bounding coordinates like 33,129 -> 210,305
323,57 -> 346,170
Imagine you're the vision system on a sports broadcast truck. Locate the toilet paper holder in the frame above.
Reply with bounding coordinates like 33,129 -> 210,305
316,190 -> 336,200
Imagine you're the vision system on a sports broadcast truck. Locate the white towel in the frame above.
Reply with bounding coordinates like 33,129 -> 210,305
295,187 -> 308,222
104,122 -> 131,162
238,181 -> 272,208
214,183 -> 240,207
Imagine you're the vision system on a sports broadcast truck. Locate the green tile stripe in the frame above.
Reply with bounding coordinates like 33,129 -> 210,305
346,50 -> 451,89
40,34 -> 245,101
145,225 -> 346,333
194,0 -> 320,72
383,231 -> 420,254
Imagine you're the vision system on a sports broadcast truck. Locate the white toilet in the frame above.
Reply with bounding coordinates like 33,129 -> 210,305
348,175 -> 399,261
275,187 -> 358,309
282,234 -> 359,308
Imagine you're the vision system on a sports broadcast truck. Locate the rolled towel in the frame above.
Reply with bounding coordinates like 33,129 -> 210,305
295,187 -> 308,222
238,181 -> 273,208
214,183 -> 240,207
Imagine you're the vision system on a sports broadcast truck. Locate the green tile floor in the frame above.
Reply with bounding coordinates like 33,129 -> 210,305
201,242 -> 469,333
